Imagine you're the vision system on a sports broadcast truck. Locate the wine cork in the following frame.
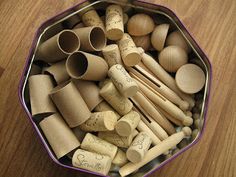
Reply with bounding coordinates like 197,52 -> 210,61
66,51 -> 108,81
73,80 -> 103,111
112,149 -> 128,166
102,44 -> 123,68
50,81 -> 91,127
106,5 -> 124,40
193,113 -> 200,119
39,113 -> 80,159
73,26 -> 106,52
126,132 -> 152,163
43,60 -> 70,84
81,133 -> 118,159
37,30 -> 80,63
123,13 -> 129,25
108,64 -> 138,97
79,111 -> 117,132
94,101 -> 121,119
99,81 -> 133,116
72,149 -> 112,176
191,129 -> 199,140
118,33 -> 141,66
98,130 -> 138,148
29,75 -> 56,117
115,111 -> 140,137
81,9 -> 105,30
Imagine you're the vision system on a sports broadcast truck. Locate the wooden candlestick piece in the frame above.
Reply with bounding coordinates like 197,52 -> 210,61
151,24 -> 169,51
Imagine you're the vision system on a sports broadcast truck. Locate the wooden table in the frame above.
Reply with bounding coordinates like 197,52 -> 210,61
0,0 -> 235,177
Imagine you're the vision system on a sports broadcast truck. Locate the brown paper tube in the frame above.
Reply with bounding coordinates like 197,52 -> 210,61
102,44 -> 123,68
118,33 -> 141,66
72,126 -> 86,142
72,149 -> 112,176
98,78 -> 112,88
43,60 -> 70,84
115,111 -> 140,137
99,81 -> 133,115
73,22 -> 85,29
73,79 -> 103,111
126,132 -> 152,163
98,130 -> 138,148
112,149 -> 128,166
108,64 -> 138,97
66,51 -> 108,81
79,111 -> 118,132
39,113 -> 80,159
37,30 -> 80,63
81,9 -> 105,30
106,5 -> 124,40
81,133 -> 118,159
29,64 -> 42,76
29,74 -> 56,117
94,101 -> 121,119
50,81 -> 91,127
73,26 -> 106,52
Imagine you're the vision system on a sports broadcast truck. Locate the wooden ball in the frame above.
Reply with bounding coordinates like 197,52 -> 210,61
159,46 -> 188,72
132,35 -> 151,51
175,64 -> 206,94
127,14 -> 155,36
151,24 -> 169,51
166,31 -> 191,53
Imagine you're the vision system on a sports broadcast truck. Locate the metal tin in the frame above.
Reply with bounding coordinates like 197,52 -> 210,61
18,0 -> 212,176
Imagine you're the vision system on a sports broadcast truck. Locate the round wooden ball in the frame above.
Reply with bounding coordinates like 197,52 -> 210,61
159,46 -> 188,72
132,35 -> 151,51
127,13 -> 155,36
151,24 -> 170,51
175,64 -> 206,94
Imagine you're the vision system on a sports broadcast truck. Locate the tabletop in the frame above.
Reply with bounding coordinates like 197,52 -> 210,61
0,0 -> 236,177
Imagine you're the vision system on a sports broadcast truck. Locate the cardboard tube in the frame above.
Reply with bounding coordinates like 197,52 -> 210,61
66,51 -> 108,81
108,64 -> 138,97
126,132 -> 152,163
73,26 -> 106,52
29,74 -> 56,117
79,111 -> 118,132
98,130 -> 138,148
112,149 -> 128,166
37,30 -> 80,63
94,101 -> 121,119
72,126 -> 86,142
98,78 -> 112,88
106,5 -> 124,40
50,81 -> 91,127
119,127 -> 192,176
39,113 -> 80,159
81,9 -> 105,30
43,60 -> 70,84
73,22 -> 85,29
118,33 -> 141,66
72,149 -> 112,176
73,79 -> 103,111
115,111 -> 140,137
102,44 -> 123,68
29,64 -> 41,76
99,81 -> 133,115
81,133 -> 118,159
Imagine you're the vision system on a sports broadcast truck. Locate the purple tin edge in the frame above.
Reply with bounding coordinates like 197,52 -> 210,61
17,0 -> 212,177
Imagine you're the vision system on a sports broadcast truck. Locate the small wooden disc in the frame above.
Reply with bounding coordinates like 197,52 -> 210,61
175,64 -> 205,94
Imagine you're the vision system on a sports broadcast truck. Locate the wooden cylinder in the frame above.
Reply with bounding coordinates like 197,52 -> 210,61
79,111 -> 117,132
81,133 -> 118,159
39,113 -> 80,159
94,101 -> 121,119
118,33 -> 141,66
102,44 -> 123,68
72,149 -> 112,176
99,81 -> 133,115
112,149 -> 128,166
115,111 -> 140,137
81,9 -> 105,30
108,64 -> 138,97
126,132 -> 152,163
106,5 -> 124,40
151,24 -> 169,51
132,35 -> 151,51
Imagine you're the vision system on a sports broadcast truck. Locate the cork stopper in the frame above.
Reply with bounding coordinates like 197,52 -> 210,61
182,127 -> 192,136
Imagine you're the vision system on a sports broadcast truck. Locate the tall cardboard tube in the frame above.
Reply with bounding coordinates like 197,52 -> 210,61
39,113 -> 80,159
50,81 -> 91,127
73,26 -> 106,52
37,30 -> 80,63
102,44 -> 123,68
66,51 -> 108,81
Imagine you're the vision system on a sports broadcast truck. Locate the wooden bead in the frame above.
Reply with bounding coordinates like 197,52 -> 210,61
175,64 -> 206,94
151,24 -> 170,51
127,14 -> 155,36
159,46 -> 188,73
132,35 -> 151,51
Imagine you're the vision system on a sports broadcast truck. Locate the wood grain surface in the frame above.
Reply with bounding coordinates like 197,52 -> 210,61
0,0 -> 236,177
